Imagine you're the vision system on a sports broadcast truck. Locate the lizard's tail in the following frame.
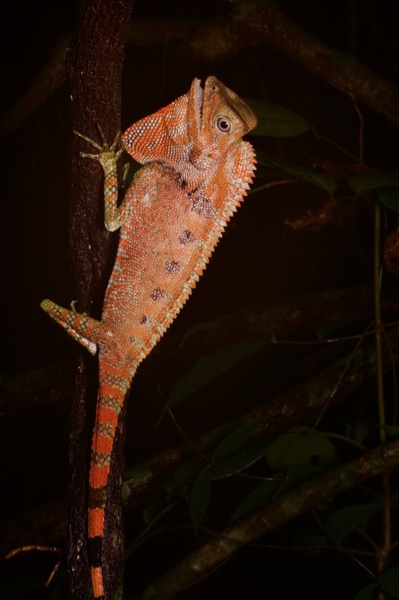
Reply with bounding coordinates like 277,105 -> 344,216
40,299 -> 130,598
88,360 -> 131,600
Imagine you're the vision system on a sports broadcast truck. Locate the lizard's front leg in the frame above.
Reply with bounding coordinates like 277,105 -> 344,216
75,129 -> 128,232
41,129 -> 126,350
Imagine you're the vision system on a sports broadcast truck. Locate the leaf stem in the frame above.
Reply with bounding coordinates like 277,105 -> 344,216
373,197 -> 391,583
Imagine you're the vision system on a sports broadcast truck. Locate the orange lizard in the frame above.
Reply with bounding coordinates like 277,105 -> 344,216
41,76 -> 257,599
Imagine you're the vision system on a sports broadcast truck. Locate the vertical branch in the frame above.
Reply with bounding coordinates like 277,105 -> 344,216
64,1 -> 134,598
373,198 -> 391,591
374,200 -> 386,442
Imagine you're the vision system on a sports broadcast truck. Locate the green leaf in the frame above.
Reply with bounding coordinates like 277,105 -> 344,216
190,467 -> 211,525
229,480 -> 279,522
324,504 -> 381,541
163,456 -> 205,495
349,172 -> 399,193
245,99 -> 311,137
378,566 -> 399,597
266,428 -> 336,472
257,151 -> 337,196
209,437 -> 270,480
377,187 -> 399,214
212,419 -> 257,461
165,338 -> 268,409
353,584 -> 378,600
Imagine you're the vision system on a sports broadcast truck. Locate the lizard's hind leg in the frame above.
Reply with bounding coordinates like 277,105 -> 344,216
41,299 -> 102,355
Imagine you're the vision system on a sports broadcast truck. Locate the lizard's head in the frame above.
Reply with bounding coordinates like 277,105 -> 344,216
122,76 -> 257,170
187,76 -> 258,170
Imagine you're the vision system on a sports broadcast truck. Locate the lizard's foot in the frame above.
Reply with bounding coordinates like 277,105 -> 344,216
74,126 -> 124,160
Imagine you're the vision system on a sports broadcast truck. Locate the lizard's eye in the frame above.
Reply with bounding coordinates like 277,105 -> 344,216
216,117 -> 232,133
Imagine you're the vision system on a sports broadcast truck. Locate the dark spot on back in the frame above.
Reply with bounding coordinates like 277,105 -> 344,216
150,288 -> 165,301
191,196 -> 216,219
165,260 -> 180,274
179,230 -> 195,245
175,173 -> 188,189
139,315 -> 148,325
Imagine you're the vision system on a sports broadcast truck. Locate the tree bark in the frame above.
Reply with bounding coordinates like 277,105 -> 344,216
64,1 -> 133,598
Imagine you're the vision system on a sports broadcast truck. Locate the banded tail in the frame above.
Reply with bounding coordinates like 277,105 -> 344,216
88,359 -> 131,599
40,299 -> 131,599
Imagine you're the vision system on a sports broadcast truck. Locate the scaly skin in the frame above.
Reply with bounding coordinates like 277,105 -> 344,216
41,76 -> 257,599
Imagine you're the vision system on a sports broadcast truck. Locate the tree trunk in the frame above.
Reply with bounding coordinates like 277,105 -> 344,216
64,0 -> 134,598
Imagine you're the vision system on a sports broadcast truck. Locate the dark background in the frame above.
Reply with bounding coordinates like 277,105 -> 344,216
1,1 -> 398,598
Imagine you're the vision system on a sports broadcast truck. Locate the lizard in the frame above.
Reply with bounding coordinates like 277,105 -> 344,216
41,76 -> 257,600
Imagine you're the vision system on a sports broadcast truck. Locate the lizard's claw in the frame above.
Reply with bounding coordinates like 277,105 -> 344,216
70,300 -> 89,317
108,129 -> 121,152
